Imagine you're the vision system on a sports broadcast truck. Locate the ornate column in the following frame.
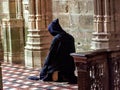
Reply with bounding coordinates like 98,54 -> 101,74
2,0 -> 24,64
96,0 -> 104,33
35,0 -> 52,67
45,0 -> 52,26
91,0 -> 109,49
93,0 -> 97,33
104,0 -> 115,48
28,0 -> 36,29
25,0 -> 38,67
2,20 -> 9,62
25,0 -> 52,67
17,0 -> 23,19
104,0 -> 110,33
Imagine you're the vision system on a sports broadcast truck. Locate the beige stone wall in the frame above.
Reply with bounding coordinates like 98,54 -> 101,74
0,0 -> 94,54
52,0 -> 94,52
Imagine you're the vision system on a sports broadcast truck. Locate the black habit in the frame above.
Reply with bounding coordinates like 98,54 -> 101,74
39,19 -> 77,84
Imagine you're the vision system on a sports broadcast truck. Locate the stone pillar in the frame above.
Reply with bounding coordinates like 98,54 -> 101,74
28,0 -> 36,29
2,0 -> 24,64
35,0 -> 52,67
45,0 -> 52,26
104,0 -> 110,33
93,0 -> 97,33
104,0 -> 115,48
114,0 -> 120,47
17,0 -> 23,19
25,0 -> 52,67
25,0 -> 37,67
2,18 -> 24,64
9,0 -> 16,18
2,20 -> 9,62
91,0 -> 110,49
35,0 -> 41,30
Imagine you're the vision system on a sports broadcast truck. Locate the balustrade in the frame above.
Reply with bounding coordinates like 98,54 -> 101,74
71,48 -> 120,90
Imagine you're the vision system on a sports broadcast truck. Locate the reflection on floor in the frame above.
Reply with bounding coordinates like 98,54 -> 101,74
2,63 -> 78,90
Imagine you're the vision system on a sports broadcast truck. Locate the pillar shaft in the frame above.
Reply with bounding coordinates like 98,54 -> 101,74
93,0 -> 97,32
96,0 -> 104,32
36,0 -> 42,30
45,0 -> 52,25
2,19 -> 25,64
28,0 -> 36,29
9,0 -> 16,18
25,0 -> 52,67
104,0 -> 111,33
91,0 -> 119,50
41,0 -> 46,29
17,0 -> 23,19
2,0 -> 25,64
91,0 -> 109,49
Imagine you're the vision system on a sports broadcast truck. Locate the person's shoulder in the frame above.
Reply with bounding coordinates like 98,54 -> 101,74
54,34 -> 62,39
52,34 -> 61,42
66,33 -> 74,39
54,33 -> 74,41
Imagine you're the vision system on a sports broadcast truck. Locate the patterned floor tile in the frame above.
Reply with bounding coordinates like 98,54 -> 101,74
1,63 -> 78,90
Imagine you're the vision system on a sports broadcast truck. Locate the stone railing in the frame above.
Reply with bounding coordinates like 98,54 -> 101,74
71,48 -> 120,90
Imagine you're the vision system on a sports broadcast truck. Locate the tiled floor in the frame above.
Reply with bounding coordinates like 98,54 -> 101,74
1,63 -> 78,90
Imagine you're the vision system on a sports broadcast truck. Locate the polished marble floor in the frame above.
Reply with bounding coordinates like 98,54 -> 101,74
2,63 -> 78,90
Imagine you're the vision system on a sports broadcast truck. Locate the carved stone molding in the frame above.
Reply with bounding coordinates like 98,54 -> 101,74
91,0 -> 116,50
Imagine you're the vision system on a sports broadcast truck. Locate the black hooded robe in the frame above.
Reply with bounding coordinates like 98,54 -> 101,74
40,19 -> 77,84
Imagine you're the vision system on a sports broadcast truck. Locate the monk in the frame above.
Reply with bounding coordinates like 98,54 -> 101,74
29,19 -> 77,84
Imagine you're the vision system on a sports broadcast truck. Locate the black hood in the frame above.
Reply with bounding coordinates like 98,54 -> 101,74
48,18 -> 66,36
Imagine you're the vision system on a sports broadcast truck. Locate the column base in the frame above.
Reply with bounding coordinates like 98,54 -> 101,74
4,52 -> 24,64
91,41 -> 109,50
25,49 -> 42,68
